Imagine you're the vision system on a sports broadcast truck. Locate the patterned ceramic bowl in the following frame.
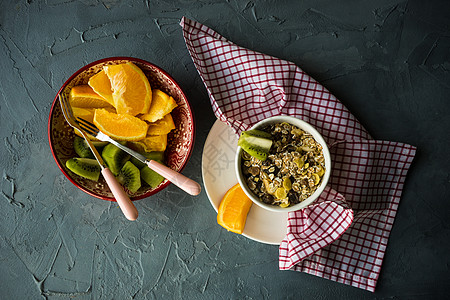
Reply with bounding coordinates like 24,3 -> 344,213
48,57 -> 195,201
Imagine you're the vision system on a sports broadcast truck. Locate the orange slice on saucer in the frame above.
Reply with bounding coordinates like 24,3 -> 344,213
217,183 -> 253,234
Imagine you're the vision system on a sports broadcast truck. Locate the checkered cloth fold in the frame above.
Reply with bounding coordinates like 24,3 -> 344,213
180,17 -> 416,292
282,186 -> 353,267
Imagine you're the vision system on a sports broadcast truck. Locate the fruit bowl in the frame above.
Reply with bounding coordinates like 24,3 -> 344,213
48,57 -> 195,201
235,116 -> 331,212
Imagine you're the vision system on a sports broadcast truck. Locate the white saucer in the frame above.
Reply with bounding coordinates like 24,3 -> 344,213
201,119 -> 288,245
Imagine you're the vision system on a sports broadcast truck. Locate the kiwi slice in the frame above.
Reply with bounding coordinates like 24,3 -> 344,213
240,129 -> 272,139
73,136 -> 108,158
141,164 -> 165,189
130,151 -> 165,169
101,143 -> 130,175
117,161 -> 141,193
238,133 -> 273,149
238,129 -> 273,161
74,136 -> 93,158
91,140 -> 108,147
66,157 -> 101,181
241,146 -> 270,161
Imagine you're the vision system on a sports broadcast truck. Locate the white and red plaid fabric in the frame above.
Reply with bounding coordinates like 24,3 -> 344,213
181,17 -> 416,292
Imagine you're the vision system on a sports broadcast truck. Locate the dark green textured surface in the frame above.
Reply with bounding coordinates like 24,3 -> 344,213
0,1 -> 449,299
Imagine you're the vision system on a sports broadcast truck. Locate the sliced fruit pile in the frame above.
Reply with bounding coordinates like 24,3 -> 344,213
65,62 -> 177,193
69,62 -> 177,148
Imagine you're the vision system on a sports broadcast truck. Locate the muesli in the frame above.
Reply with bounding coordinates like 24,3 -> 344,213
241,122 -> 326,208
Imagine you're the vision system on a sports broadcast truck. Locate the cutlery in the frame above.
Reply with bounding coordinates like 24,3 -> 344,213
77,117 -> 202,196
59,94 -> 138,221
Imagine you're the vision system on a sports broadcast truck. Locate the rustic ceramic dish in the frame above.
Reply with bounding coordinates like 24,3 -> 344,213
48,57 -> 195,201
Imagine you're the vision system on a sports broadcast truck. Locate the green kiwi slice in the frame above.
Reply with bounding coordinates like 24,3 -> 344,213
130,151 -> 165,169
238,129 -> 273,161
140,163 -> 165,188
117,161 -> 141,193
241,146 -> 269,161
101,143 -> 130,175
73,136 -> 108,158
74,136 -> 93,158
240,129 -> 272,139
91,140 -> 108,148
66,157 -> 101,181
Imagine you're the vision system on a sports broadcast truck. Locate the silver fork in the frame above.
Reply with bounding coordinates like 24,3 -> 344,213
77,117 -> 201,196
59,94 -> 138,221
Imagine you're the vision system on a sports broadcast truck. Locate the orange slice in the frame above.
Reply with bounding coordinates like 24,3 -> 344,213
72,107 -> 116,139
129,135 -> 168,152
217,183 -> 253,234
69,85 -> 114,108
93,108 -> 148,141
140,89 -> 177,122
146,114 -> 176,135
72,106 -> 116,123
103,62 -> 151,116
88,70 -> 114,106
72,107 -> 98,140
72,107 -> 95,123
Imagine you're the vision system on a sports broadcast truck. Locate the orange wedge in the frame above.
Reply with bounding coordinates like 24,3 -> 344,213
88,70 -> 114,106
93,108 -> 148,141
69,85 -> 114,108
72,106 -> 116,123
217,183 -> 253,234
129,135 -> 168,152
146,114 -> 176,136
103,62 -> 151,116
140,89 -> 177,123
72,106 -> 97,140
72,107 -> 96,123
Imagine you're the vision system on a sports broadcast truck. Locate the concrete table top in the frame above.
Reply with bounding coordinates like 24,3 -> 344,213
1,1 -> 449,299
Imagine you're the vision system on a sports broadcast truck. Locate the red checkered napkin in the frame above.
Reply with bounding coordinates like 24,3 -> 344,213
282,186 -> 353,266
181,17 -> 416,292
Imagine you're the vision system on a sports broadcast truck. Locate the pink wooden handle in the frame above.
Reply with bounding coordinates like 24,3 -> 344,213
146,160 -> 201,196
102,168 -> 138,221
